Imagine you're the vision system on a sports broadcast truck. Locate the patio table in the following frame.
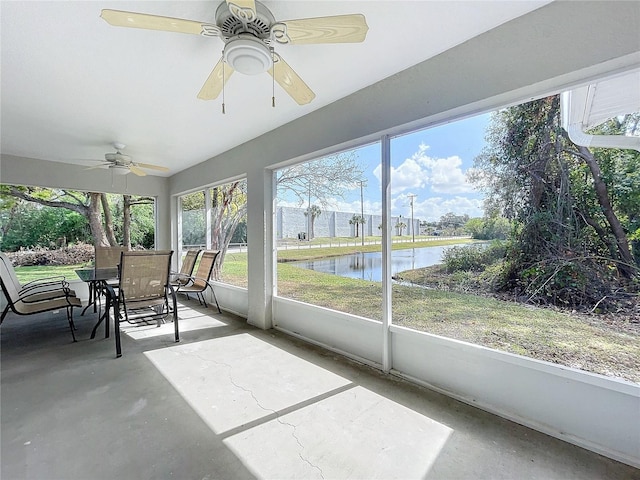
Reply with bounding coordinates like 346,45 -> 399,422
75,267 -> 119,339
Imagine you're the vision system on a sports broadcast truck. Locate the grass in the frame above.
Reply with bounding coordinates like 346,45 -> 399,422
11,242 -> 639,383
11,263 -> 91,284
277,263 -> 640,383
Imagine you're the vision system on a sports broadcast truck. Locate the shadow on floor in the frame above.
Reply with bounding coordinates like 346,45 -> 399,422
2,299 -> 638,479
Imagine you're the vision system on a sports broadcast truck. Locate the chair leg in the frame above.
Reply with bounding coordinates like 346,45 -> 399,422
67,307 -> 77,342
172,290 -> 179,343
1,304 -> 9,324
207,284 -> 222,314
200,292 -> 208,308
114,301 -> 122,358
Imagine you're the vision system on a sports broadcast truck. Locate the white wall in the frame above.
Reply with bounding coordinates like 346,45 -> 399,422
273,297 -> 640,468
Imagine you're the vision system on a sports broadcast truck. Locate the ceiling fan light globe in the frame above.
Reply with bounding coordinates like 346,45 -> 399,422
110,165 -> 130,175
224,37 -> 272,75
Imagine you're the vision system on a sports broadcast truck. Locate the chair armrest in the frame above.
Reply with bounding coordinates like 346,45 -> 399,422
20,276 -> 68,294
18,285 -> 73,304
104,283 -> 119,309
170,273 -> 195,287
187,276 -> 215,288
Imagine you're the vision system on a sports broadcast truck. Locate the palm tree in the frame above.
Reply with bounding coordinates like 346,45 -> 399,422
304,204 -> 322,239
349,214 -> 366,238
396,221 -> 407,236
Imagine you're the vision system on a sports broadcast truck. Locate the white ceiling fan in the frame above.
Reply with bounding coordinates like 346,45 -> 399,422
100,0 -> 369,107
87,143 -> 170,176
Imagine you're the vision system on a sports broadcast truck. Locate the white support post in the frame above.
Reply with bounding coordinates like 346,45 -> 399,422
204,188 -> 212,250
246,168 -> 274,329
381,134 -> 392,372
175,196 -> 183,271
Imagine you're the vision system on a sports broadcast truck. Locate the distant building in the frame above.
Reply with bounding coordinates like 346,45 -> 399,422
275,206 -> 420,239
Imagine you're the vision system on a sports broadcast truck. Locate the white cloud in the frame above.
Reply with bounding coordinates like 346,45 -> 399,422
374,142 -> 478,194
411,196 -> 484,222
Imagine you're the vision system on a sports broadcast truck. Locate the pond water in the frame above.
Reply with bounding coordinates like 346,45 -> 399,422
290,246 -> 451,282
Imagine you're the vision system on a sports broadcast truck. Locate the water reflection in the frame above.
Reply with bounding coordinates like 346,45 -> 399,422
292,246 -> 450,282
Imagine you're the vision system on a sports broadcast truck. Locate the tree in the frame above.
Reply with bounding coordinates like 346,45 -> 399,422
276,151 -> 364,208
210,181 -> 247,279
1,186 -> 110,247
349,214 -> 366,237
0,186 -> 155,250
304,205 -> 322,239
469,95 -> 638,309
465,216 -> 511,240
395,220 -> 406,236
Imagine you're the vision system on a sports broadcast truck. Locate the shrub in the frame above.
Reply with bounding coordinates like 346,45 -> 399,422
6,243 -> 95,267
442,241 -> 506,273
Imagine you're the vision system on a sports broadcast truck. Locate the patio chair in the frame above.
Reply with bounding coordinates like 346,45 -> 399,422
170,249 -> 201,288
95,245 -> 129,282
87,245 -> 128,312
0,253 -> 82,341
175,250 -> 221,313
0,252 -> 78,323
105,250 -> 177,358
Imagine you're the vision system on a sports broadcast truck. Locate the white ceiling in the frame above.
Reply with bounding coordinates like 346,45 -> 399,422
1,1 -> 550,177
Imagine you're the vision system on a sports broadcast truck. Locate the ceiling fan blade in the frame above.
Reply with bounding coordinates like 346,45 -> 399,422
84,163 -> 111,171
197,58 -> 234,100
272,14 -> 368,45
135,163 -> 170,172
128,165 -> 147,177
225,0 -> 257,23
100,10 -> 221,37
268,54 -> 315,106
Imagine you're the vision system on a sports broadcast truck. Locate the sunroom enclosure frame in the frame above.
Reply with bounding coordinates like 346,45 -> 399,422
2,2 -> 639,468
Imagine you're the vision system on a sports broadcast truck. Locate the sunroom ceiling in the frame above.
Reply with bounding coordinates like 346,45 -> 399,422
1,1 -> 550,177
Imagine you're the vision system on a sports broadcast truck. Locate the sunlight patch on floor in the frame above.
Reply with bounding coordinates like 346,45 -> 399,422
224,385 -> 453,479
144,332 -> 452,479
144,333 -> 352,434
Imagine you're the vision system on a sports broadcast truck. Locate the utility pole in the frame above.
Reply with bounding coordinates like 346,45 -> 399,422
407,194 -> 417,243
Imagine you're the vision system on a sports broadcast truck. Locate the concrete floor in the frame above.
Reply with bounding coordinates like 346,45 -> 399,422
1,300 -> 639,480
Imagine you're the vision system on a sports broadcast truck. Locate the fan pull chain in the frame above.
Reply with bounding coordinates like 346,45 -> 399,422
222,59 -> 226,114
271,49 -> 276,108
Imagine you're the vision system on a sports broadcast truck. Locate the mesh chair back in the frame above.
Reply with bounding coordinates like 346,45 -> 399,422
0,252 -> 22,297
191,250 -> 220,289
174,249 -> 201,286
118,251 -> 172,304
95,246 -> 129,269
0,253 -> 20,303
181,250 -> 200,276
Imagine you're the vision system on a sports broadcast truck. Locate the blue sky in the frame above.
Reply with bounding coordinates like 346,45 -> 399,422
337,112 -> 490,222
277,111 -> 492,223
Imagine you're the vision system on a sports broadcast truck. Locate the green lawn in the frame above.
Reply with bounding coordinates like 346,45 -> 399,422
10,242 -> 639,383
11,263 -> 90,284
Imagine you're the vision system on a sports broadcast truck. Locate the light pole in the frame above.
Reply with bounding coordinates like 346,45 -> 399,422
407,194 -> 417,243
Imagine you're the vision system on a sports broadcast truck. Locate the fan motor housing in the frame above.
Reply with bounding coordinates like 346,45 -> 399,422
215,0 -> 275,40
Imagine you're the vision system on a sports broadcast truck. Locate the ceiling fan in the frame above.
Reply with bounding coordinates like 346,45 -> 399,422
100,0 -> 369,107
87,143 -> 170,176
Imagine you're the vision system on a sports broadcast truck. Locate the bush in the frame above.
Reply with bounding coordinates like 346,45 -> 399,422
442,241 -> 506,273
6,243 -> 95,267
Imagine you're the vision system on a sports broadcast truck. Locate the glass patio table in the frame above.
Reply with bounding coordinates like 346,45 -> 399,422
75,267 -> 119,339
